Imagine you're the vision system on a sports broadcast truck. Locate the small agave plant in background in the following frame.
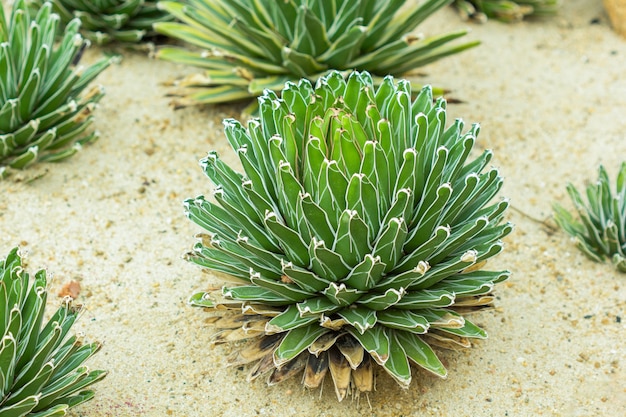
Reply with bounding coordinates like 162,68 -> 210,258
27,0 -> 174,45
154,0 -> 479,109
185,71 -> 512,400
453,0 -> 559,22
0,247 -> 106,416
553,163 -> 626,273
0,0 -> 110,178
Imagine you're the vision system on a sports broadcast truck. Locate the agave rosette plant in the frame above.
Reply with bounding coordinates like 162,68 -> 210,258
185,71 -> 512,400
0,0 -> 110,177
28,0 -> 174,45
0,247 -> 106,416
154,0 -> 479,109
454,0 -> 559,22
553,163 -> 626,272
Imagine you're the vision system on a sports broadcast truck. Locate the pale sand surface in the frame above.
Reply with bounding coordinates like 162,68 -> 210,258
1,1 -> 625,416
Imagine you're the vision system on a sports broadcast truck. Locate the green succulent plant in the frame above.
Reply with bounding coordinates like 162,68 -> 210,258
0,247 -> 106,416
453,0 -> 559,22
0,0 -> 110,178
154,0 -> 479,109
554,163 -> 626,273
27,0 -> 174,45
185,71 -> 512,400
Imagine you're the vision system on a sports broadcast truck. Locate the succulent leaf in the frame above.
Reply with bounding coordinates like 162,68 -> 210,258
453,0 -> 559,22
186,71 -> 511,400
27,0 -> 174,44
0,0 -> 110,177
155,0 -> 480,108
0,248 -> 105,415
554,162 -> 626,273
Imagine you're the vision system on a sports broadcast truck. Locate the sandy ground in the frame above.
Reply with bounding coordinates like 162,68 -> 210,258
1,1 -> 625,416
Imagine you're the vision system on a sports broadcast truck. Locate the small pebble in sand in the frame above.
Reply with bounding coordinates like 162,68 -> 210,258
58,280 -> 81,299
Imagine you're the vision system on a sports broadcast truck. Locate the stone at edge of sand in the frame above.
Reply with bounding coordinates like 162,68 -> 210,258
604,0 -> 626,37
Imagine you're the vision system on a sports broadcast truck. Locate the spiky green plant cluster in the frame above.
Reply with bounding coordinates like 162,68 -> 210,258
185,71 -> 512,400
0,247 -> 106,416
154,0 -> 479,109
454,0 -> 558,22
0,0 -> 110,177
28,0 -> 174,45
554,163 -> 626,273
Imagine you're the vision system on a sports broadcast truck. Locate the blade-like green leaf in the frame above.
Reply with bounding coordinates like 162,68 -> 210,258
395,331 -> 447,377
273,324 -> 328,367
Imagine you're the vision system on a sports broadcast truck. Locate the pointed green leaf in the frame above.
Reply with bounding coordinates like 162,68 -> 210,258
357,288 -> 405,311
0,335 -> 18,398
0,394 -> 39,417
274,324 -> 328,367
376,260 -> 430,291
377,309 -> 430,334
308,238 -> 351,282
394,225 -> 450,273
250,272 -> 312,302
341,254 -> 386,291
333,210 -> 371,267
297,296 -> 341,317
282,261 -> 330,293
264,211 -> 310,267
372,217 -> 408,273
223,285 -> 292,306
322,282 -> 362,307
299,193 -> 335,245
395,331 -> 447,377
383,330 -> 412,388
281,46 -> 327,77
428,216 -> 490,264
4,361 -> 54,406
338,306 -> 377,334
437,316 -> 487,339
393,288 -> 456,309
431,270 -> 509,296
409,250 -> 478,290
347,325 -> 389,365
345,173 -> 380,238
266,305 -> 317,334
405,183 -> 453,251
